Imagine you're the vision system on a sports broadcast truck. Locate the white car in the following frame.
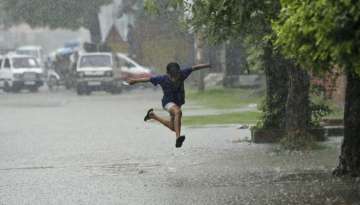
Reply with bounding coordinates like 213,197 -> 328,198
76,52 -> 120,95
0,54 -> 44,92
115,53 -> 153,81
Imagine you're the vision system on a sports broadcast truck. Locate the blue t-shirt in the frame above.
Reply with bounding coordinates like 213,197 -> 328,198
150,67 -> 193,108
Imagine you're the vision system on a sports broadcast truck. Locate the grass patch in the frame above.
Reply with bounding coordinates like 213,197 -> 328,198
187,87 -> 263,109
183,111 -> 261,126
327,104 -> 344,119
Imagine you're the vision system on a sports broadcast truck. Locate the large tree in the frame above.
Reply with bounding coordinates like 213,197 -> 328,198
2,0 -> 112,43
273,0 -> 360,176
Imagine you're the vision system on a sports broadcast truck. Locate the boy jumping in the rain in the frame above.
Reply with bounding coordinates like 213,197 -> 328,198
128,62 -> 211,148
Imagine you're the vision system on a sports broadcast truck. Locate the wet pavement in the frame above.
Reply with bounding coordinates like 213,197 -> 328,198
0,89 -> 359,205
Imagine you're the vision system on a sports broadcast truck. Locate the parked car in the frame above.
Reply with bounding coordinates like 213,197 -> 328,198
75,52 -> 121,95
0,54 -> 44,92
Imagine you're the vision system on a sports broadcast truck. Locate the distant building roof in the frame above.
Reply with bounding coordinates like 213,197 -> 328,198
105,24 -> 126,44
99,0 -> 135,42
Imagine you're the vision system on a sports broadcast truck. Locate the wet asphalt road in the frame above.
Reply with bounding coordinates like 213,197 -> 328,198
0,89 -> 358,205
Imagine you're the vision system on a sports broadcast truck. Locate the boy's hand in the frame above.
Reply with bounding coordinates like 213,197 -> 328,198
126,77 -> 150,85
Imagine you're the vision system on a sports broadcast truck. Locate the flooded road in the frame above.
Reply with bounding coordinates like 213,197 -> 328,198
0,89 -> 358,205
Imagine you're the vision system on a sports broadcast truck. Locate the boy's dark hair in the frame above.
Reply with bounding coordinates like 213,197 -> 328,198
166,62 -> 181,78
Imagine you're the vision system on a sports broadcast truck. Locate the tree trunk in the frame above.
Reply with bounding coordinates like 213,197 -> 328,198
285,64 -> 311,141
261,45 -> 289,129
223,40 -> 248,88
86,10 -> 102,44
334,67 -> 360,177
194,32 -> 205,91
219,43 -> 226,73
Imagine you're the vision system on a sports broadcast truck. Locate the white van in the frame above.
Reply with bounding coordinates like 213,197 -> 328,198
0,54 -> 44,92
76,52 -> 120,95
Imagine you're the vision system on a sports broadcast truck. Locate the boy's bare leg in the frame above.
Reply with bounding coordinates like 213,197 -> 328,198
169,106 -> 182,139
149,112 -> 175,132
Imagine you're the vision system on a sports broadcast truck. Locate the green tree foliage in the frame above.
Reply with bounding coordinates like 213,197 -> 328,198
2,0 -> 112,43
145,0 -> 279,43
273,0 -> 360,74
244,37 -> 264,74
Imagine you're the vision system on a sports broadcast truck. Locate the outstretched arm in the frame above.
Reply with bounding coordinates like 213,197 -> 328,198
127,77 -> 151,85
191,63 -> 211,71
